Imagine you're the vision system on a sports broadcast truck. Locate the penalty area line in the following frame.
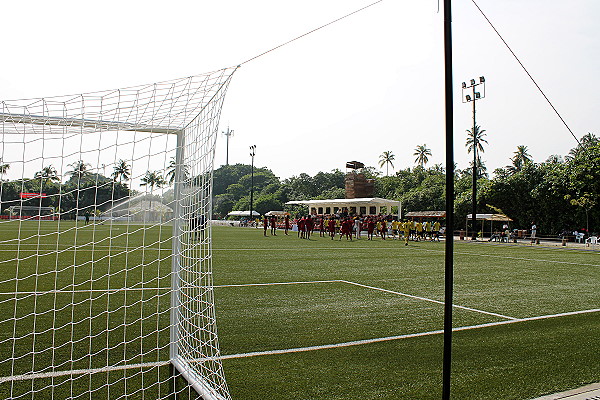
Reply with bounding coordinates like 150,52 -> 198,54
340,280 -> 517,320
214,279 -> 516,320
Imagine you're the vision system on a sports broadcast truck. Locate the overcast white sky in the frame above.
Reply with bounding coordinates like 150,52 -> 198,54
1,0 -> 598,181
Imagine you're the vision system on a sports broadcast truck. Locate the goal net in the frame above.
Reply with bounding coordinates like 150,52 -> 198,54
0,67 -> 237,399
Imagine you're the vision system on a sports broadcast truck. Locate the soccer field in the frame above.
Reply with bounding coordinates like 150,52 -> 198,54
211,226 -> 600,400
1,222 -> 599,399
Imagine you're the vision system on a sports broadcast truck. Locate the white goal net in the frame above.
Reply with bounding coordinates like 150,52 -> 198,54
0,67 -> 237,399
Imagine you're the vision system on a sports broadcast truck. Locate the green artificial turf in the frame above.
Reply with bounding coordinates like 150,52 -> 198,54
0,222 -> 598,399
213,226 -> 600,399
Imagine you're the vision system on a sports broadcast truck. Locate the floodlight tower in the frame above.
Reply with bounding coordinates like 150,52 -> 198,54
249,145 -> 256,220
222,126 -> 234,165
462,76 -> 486,240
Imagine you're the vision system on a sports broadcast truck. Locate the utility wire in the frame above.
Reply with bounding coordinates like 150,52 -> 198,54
240,0 -> 384,66
470,0 -> 580,145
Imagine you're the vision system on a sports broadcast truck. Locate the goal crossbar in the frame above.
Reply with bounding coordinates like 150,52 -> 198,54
0,112 -> 179,134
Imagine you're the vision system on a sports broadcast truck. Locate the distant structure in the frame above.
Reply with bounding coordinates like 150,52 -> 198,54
344,161 -> 374,198
286,160 -> 400,217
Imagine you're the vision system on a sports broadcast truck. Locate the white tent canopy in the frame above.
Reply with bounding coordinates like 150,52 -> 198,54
265,211 -> 290,216
227,210 -> 261,217
286,197 -> 401,217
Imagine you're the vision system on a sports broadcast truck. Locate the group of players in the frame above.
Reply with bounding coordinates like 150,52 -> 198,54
263,214 -> 443,245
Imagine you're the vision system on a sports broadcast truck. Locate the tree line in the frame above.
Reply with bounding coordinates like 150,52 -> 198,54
1,132 -> 597,235
214,133 -> 598,236
0,159 -> 164,218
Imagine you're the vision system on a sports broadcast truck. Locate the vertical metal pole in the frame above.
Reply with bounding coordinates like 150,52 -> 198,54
226,132 -> 230,166
170,130 -> 185,394
249,146 -> 255,219
223,127 -> 234,166
442,0 -> 455,398
471,87 -> 477,240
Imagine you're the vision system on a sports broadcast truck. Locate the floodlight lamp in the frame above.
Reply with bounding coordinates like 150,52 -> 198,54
465,95 -> 472,101
470,79 -> 476,85
475,92 -> 481,99
462,82 -> 466,88
480,76 -> 485,83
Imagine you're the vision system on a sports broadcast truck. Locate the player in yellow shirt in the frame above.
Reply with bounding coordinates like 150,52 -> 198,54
416,221 -> 424,241
424,221 -> 432,241
402,220 -> 410,246
391,220 -> 399,239
433,220 -> 441,241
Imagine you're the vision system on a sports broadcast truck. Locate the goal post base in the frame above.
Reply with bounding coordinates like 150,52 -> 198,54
171,357 -> 228,400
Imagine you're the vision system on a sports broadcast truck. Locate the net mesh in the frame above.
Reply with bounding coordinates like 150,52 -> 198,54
0,67 -> 237,400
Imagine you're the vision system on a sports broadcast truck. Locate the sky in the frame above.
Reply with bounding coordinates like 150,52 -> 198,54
1,0 -> 598,183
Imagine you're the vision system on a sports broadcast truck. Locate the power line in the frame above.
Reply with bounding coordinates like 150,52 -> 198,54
239,0 -> 384,66
469,0 -> 581,145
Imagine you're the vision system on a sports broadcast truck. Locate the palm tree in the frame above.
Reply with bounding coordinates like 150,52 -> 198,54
413,145 -> 432,167
469,158 -> 488,179
111,159 -> 131,184
34,165 -> 60,186
140,171 -> 166,218
140,170 -> 166,192
165,157 -> 190,185
465,125 -> 488,155
566,132 -> 598,160
66,160 -> 91,181
378,151 -> 395,176
509,145 -> 532,173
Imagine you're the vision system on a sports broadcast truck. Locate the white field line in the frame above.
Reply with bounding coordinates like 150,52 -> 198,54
0,361 -> 169,383
219,308 -> 600,361
454,250 -> 600,267
414,247 -> 600,268
213,247 -> 600,267
2,245 -> 596,266
0,287 -> 170,296
215,280 -> 515,321
214,280 -> 343,288
0,281 -> 341,296
340,280 -> 517,320
1,278 -> 516,321
2,307 -> 598,383
0,245 -> 172,252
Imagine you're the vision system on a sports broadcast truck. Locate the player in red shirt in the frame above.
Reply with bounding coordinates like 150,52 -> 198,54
327,217 -> 336,240
263,216 -> 268,237
284,215 -> 290,235
305,216 -> 314,239
366,218 -> 375,240
319,217 -> 325,237
339,218 -> 347,240
344,218 -> 353,241
298,217 -> 305,238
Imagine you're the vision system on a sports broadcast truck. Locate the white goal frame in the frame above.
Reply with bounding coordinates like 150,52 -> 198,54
0,68 -> 237,400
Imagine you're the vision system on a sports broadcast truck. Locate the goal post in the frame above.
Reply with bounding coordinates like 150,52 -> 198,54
0,68 -> 237,399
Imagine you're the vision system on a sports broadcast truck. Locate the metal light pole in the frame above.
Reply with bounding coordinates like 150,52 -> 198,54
442,0 -> 455,398
462,77 -> 486,240
249,145 -> 256,220
222,127 -> 234,165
